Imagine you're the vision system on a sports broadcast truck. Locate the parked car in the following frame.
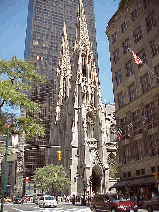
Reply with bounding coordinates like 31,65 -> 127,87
4,197 -> 12,203
90,193 -> 138,212
13,197 -> 23,204
38,195 -> 57,208
142,195 -> 159,212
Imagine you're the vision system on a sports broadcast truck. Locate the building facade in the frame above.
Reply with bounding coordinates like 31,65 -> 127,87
106,0 -> 159,199
23,0 -> 118,196
48,0 -> 117,196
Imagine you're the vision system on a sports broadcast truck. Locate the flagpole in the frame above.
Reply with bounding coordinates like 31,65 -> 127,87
143,63 -> 159,80
127,47 -> 159,80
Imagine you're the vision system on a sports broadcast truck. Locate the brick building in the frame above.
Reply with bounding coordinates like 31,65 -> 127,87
106,0 -> 159,198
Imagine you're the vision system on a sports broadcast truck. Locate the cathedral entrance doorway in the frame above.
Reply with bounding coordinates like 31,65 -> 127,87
91,165 -> 103,194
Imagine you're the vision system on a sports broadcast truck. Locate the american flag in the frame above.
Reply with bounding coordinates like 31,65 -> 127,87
143,113 -> 147,130
128,122 -> 133,137
128,48 -> 143,65
117,126 -> 122,141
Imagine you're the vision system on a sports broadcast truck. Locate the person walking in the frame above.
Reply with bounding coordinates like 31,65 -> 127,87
72,194 -> 75,205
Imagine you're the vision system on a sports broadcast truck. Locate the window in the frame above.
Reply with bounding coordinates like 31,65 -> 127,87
123,172 -> 127,178
143,0 -> 151,8
151,166 -> 156,173
134,139 -> 144,160
145,101 -> 158,130
112,32 -> 117,44
132,110 -> 142,133
150,38 -> 158,57
131,9 -> 138,22
137,49 -> 146,68
128,171 -> 131,177
136,170 -> 140,176
117,92 -> 124,109
133,26 -> 142,44
120,117 -> 128,140
134,140 -> 140,161
116,69 -> 122,85
113,50 -> 120,64
128,83 -> 136,102
154,65 -> 159,84
122,38 -> 130,54
86,114 -> 94,138
141,169 -> 145,175
148,133 -> 159,156
140,73 -> 151,93
146,12 -> 156,32
121,21 -> 127,33
125,59 -> 134,77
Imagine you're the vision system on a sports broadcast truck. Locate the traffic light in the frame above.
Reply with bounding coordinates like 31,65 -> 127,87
154,172 -> 158,180
57,149 -> 61,161
26,177 -> 29,183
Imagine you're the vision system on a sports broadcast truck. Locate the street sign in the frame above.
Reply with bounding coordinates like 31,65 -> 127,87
5,114 -> 13,128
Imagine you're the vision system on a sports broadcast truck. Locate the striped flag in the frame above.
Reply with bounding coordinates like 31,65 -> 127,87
128,122 -> 133,137
128,48 -> 143,65
117,126 -> 122,141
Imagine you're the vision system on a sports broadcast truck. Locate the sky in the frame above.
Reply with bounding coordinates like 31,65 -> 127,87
0,0 -> 121,105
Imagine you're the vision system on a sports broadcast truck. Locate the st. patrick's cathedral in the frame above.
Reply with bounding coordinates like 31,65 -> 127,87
47,0 -> 117,196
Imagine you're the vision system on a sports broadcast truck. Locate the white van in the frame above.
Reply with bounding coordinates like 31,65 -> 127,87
38,195 -> 57,208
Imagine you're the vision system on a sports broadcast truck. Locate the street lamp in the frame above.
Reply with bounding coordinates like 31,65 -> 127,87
1,114 -> 13,212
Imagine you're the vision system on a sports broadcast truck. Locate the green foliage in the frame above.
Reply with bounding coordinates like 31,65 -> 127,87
110,163 -> 120,179
33,164 -> 71,194
0,56 -> 46,139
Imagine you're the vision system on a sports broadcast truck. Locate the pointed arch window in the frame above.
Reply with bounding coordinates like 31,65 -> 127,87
86,114 -> 94,138
63,78 -> 66,100
82,53 -> 86,77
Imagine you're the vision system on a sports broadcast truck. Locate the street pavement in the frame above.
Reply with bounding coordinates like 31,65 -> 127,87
2,202 -> 159,212
2,202 -> 92,212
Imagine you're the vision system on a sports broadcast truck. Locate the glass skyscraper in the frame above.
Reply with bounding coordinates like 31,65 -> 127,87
25,0 -> 98,78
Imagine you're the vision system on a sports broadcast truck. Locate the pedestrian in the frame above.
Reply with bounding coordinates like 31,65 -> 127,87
72,194 -> 75,205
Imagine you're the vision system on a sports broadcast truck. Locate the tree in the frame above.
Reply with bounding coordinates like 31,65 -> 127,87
0,56 -> 46,139
33,164 -> 71,195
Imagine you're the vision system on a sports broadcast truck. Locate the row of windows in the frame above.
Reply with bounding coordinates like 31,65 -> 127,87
121,132 -> 159,164
119,101 -> 158,138
116,57 -> 159,89
113,35 -> 158,66
117,71 -> 159,109
123,165 -> 159,178
111,0 -> 153,45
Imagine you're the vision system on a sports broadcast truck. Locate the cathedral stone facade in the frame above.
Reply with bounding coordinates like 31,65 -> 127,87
48,0 -> 117,196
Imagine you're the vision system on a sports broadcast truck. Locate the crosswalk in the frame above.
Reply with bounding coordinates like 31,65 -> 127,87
30,205 -> 92,212
4,203 -> 92,212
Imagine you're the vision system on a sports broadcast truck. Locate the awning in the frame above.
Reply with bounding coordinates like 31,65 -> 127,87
111,180 -> 133,188
110,176 -> 155,189
128,177 -> 146,186
143,176 -> 155,184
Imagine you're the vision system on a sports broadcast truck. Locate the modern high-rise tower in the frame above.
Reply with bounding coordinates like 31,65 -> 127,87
24,0 -> 98,78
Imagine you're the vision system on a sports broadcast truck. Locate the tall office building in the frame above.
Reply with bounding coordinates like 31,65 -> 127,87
23,0 -> 98,189
106,0 -> 159,198
24,0 -> 98,77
